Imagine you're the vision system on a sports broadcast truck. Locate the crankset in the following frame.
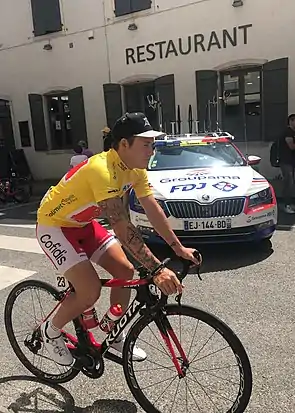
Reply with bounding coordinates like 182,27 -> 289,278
73,350 -> 105,379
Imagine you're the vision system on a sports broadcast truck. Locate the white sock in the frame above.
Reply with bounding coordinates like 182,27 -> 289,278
45,320 -> 61,339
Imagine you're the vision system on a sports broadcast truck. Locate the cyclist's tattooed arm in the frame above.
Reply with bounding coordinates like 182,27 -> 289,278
97,197 -> 161,271
139,195 -> 183,253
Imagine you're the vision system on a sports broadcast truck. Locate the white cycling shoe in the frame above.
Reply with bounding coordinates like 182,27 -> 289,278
111,335 -> 147,362
40,321 -> 74,366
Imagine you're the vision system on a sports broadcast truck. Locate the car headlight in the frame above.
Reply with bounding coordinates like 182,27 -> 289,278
131,192 -> 169,216
248,187 -> 273,208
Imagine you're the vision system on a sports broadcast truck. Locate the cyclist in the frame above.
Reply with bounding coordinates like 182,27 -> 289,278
37,112 -> 201,366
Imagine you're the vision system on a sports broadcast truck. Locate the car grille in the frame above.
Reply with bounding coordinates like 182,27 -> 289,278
165,198 -> 245,219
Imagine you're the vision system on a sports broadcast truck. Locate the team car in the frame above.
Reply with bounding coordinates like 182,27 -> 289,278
129,132 -> 277,244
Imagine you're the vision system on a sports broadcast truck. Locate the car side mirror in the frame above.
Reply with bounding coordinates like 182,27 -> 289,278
247,155 -> 261,166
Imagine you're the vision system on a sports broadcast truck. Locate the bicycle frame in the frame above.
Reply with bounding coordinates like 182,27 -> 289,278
41,277 -> 188,376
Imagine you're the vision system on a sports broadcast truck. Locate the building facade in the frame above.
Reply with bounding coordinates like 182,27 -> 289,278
0,0 -> 293,180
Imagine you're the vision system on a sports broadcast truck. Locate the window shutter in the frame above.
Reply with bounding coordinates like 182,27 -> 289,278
196,70 -> 218,132
103,83 -> 123,129
131,0 -> 151,13
31,0 -> 62,36
262,58 -> 288,142
155,74 -> 176,134
28,94 -> 48,151
68,86 -> 88,147
114,0 -> 132,17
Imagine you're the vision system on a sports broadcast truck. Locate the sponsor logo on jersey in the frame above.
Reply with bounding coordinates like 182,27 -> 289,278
47,194 -> 77,217
40,234 -> 67,266
118,161 -> 128,172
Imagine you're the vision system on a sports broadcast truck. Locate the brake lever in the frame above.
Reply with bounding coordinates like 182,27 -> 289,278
175,292 -> 182,305
196,266 -> 202,281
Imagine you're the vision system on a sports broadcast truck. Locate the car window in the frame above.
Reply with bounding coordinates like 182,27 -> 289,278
148,142 -> 246,170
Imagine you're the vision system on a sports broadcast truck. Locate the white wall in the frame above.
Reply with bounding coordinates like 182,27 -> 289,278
0,0 -> 34,48
0,34 -> 110,179
0,0 -> 294,179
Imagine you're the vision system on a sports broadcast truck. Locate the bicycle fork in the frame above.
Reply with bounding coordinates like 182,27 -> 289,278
155,312 -> 189,379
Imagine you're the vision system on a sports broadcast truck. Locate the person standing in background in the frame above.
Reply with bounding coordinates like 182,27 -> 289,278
102,126 -> 113,151
69,145 -> 88,169
78,140 -> 94,158
279,114 -> 295,214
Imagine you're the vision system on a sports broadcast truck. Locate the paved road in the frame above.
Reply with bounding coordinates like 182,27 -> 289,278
0,200 -> 294,412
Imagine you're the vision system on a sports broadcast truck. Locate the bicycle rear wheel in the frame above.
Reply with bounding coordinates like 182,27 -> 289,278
123,304 -> 252,413
4,279 -> 80,384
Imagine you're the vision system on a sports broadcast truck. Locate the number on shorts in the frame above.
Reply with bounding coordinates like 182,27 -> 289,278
56,276 -> 66,288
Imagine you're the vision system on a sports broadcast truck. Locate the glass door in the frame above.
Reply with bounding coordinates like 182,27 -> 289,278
221,72 -> 243,139
221,68 -> 262,141
124,81 -> 159,130
244,70 -> 261,141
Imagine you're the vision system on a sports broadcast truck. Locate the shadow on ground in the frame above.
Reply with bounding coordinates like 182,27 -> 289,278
0,376 -> 137,413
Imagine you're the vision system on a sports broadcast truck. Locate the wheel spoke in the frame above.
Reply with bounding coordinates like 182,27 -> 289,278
124,305 -> 252,413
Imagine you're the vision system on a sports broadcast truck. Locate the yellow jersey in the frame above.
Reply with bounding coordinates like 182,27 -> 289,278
37,149 -> 152,227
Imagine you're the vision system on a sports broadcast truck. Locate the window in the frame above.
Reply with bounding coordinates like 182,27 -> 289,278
29,87 -> 88,152
114,0 -> 151,17
47,93 -> 72,149
31,0 -> 62,37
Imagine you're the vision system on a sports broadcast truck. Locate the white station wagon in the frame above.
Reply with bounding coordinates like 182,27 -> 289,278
129,133 -> 277,244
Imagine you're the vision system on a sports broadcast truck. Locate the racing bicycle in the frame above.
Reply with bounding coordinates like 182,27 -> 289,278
4,253 -> 252,413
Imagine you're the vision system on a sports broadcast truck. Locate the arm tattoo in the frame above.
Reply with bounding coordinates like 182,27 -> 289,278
98,197 -> 128,226
98,198 -> 160,270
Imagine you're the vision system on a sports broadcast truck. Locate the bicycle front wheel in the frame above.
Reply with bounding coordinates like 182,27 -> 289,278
123,304 -> 252,413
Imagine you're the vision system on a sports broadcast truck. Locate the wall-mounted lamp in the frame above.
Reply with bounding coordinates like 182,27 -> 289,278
128,23 -> 138,31
43,42 -> 52,51
232,0 -> 244,6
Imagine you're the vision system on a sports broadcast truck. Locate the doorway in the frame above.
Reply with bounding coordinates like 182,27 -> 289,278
221,67 -> 262,141
46,93 -> 72,149
124,81 -> 159,130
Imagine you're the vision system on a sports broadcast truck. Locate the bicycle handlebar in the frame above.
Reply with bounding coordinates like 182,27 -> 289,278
137,250 -> 202,310
150,250 -> 202,282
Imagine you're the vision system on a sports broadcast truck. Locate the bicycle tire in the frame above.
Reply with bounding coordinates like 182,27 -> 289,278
4,279 -> 80,384
123,304 -> 252,413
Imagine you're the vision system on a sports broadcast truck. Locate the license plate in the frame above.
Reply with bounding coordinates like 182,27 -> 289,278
184,219 -> 232,231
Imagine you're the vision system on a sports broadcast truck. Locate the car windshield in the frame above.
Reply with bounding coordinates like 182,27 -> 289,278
148,142 -> 246,170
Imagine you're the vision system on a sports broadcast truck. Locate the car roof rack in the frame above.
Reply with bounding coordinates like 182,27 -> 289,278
155,131 -> 235,141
